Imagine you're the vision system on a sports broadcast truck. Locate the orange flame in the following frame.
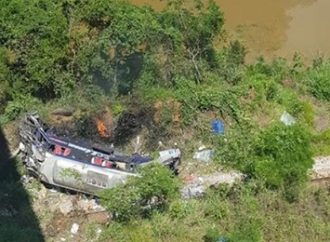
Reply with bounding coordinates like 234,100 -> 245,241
96,119 -> 109,138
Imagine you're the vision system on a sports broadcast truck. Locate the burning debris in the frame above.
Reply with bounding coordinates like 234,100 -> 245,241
19,113 -> 181,195
96,118 -> 110,138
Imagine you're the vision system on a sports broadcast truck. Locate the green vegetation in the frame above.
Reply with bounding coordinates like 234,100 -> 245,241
97,184 -> 330,242
99,163 -> 180,222
1,0 -> 329,241
216,123 -> 313,201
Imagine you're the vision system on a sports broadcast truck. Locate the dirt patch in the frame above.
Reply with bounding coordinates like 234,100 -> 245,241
312,99 -> 330,132
153,99 -> 182,127
25,184 -> 109,241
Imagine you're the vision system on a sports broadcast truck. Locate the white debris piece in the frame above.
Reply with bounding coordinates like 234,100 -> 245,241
77,198 -> 104,213
201,171 -> 243,186
70,223 -> 79,234
158,149 -> 181,163
59,199 -> 74,216
193,148 -> 214,162
312,156 -> 330,180
280,111 -> 296,126
181,184 -> 205,199
96,228 -> 102,238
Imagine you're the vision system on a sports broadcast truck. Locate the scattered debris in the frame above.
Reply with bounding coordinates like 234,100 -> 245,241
70,223 -> 79,234
280,111 -> 296,126
181,183 -> 205,199
193,147 -> 214,162
77,198 -> 104,213
181,171 -> 243,199
59,199 -> 74,216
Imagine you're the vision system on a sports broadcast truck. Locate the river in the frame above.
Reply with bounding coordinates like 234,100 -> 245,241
132,0 -> 330,61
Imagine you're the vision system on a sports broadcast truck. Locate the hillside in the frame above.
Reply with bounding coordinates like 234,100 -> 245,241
0,1 -> 329,241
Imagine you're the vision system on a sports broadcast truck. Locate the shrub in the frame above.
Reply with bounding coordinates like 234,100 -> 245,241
242,73 -> 280,106
229,218 -> 263,242
306,59 -> 330,101
99,163 -> 180,222
254,123 -> 313,201
275,89 -> 306,117
215,122 -> 257,171
216,122 -> 313,201
0,94 -> 42,124
175,80 -> 241,124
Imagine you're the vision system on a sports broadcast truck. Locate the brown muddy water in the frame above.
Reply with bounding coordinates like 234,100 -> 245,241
133,0 -> 330,61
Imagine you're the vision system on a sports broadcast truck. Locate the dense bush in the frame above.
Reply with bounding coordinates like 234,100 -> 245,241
254,123 -> 313,201
99,163 -> 180,222
306,59 -> 330,101
0,94 -> 42,124
216,122 -> 313,201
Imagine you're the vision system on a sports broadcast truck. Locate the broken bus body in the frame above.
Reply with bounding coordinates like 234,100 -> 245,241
19,113 -> 181,195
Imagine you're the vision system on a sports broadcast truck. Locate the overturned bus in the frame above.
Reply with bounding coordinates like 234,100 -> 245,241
19,113 -> 181,195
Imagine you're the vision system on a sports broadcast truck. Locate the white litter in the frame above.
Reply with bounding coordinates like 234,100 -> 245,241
70,223 -> 79,234
280,111 -> 296,126
193,148 -> 214,162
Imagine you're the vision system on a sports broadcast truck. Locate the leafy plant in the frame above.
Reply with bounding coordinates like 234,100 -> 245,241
305,59 -> 330,101
99,163 -> 180,222
254,123 -> 313,201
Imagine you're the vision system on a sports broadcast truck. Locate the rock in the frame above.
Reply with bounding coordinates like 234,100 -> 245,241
77,199 -> 93,212
77,198 -> 104,213
312,156 -> 330,179
59,199 -> 74,216
201,171 -> 243,187
181,171 -> 244,199
70,223 -> 79,234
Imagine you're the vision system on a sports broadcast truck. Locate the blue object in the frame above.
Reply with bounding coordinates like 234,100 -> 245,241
217,236 -> 229,242
212,120 -> 225,135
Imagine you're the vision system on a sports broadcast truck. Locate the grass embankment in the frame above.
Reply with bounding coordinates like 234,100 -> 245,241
0,1 -> 329,241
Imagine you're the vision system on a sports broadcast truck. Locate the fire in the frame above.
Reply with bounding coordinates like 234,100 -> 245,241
96,119 -> 109,138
